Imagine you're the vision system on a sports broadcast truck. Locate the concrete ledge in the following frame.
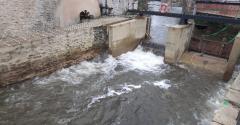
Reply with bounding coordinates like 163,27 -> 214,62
214,105 -> 239,119
179,52 -> 228,74
225,89 -> 240,106
213,102 -> 239,125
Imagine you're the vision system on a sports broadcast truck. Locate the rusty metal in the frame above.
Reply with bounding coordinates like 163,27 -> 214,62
189,37 -> 233,59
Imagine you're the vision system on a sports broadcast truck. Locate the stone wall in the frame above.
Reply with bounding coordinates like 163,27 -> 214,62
0,0 -> 137,86
0,17 -> 127,86
0,0 -> 127,86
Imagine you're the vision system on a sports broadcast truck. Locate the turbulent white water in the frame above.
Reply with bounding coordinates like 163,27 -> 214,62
34,46 -> 165,85
87,84 -> 142,109
152,80 -> 172,89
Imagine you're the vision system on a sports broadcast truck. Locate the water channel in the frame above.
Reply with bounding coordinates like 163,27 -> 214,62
0,1 -> 235,125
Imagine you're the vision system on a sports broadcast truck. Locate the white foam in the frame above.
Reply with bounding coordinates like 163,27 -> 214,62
57,118 -> 73,125
199,84 -> 227,125
153,80 -> 171,89
207,87 -> 225,109
33,55 -> 118,85
87,84 -> 142,108
33,47 -> 165,85
118,47 -> 165,72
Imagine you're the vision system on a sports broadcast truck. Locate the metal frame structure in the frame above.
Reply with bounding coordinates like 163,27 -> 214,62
196,1 -> 240,5
127,10 -> 240,24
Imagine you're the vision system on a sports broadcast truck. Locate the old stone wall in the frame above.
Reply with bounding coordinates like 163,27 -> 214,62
0,0 -> 127,86
0,17 -> 127,86
0,0 -> 60,39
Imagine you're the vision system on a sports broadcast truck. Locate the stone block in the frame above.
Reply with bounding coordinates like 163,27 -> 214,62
215,105 -> 239,120
213,108 -> 237,125
231,73 -> 240,91
225,89 -> 240,106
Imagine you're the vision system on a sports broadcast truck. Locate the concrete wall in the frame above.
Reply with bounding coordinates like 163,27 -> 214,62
164,24 -> 194,64
108,17 -> 148,57
224,33 -> 240,81
56,0 -> 101,27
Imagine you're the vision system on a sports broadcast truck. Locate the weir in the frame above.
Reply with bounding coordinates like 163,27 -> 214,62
127,1 -> 240,81
0,0 -> 240,125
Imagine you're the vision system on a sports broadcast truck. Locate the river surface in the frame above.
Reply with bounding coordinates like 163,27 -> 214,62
0,1 -> 232,125
0,46 -> 229,125
148,1 -> 181,45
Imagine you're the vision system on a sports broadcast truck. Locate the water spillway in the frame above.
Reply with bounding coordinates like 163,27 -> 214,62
0,47 -> 228,125
0,1 -> 238,125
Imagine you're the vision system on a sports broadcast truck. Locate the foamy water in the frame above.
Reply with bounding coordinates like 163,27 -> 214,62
88,84 -> 142,109
34,47 -> 165,85
0,46 -> 230,125
153,80 -> 172,89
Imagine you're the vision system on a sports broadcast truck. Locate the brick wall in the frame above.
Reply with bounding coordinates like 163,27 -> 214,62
197,3 -> 240,18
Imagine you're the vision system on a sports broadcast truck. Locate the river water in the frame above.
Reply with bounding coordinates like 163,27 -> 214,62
0,46 -> 229,125
148,2 -> 182,45
0,1 -> 234,125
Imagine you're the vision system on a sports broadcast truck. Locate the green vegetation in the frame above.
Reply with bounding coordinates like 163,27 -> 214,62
194,20 -> 240,43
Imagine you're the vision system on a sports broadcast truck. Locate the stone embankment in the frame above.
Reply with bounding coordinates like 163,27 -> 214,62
0,0 -> 147,86
0,17 -> 128,86
212,72 -> 240,125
